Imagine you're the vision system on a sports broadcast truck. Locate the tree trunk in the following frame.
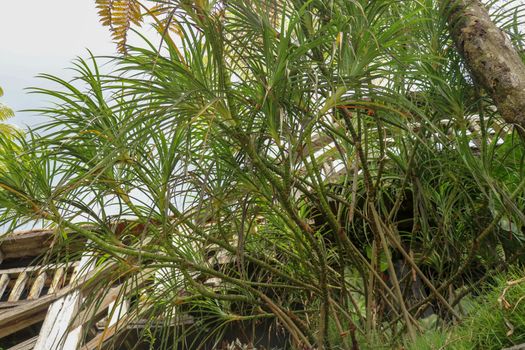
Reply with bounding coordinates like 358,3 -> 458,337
444,0 -> 525,132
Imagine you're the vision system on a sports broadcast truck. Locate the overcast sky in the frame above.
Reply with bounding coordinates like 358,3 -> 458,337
1,1 -> 523,129
0,1 -> 119,128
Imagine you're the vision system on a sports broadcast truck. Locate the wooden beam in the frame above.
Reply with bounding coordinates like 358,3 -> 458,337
0,293 -> 57,338
8,272 -> 28,302
49,267 -> 65,294
70,286 -> 121,329
0,261 -> 116,339
33,291 -> 83,350
8,335 -> 38,350
28,272 -> 47,300
34,252 -> 95,350
0,274 -> 9,300
71,270 -> 152,331
0,299 -> 39,310
0,230 -> 54,259
69,264 -> 81,283
0,262 -> 77,276
82,323 -> 118,350
81,314 -> 135,350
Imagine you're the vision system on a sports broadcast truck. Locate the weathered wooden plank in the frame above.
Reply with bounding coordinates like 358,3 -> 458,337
8,272 -> 28,302
0,230 -> 54,259
0,294 -> 55,338
71,270 -> 152,330
69,263 -> 82,284
62,325 -> 83,350
49,267 -> 65,294
8,335 -> 38,350
0,262 -> 77,276
0,300 -> 36,309
28,272 -> 47,300
82,313 -> 134,350
34,252 -> 95,350
33,291 -> 82,350
0,273 -> 9,300
0,261 -> 116,339
70,286 -> 121,329
82,323 -> 118,350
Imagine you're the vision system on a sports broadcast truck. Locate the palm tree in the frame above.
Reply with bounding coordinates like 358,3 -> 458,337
1,0 -> 525,349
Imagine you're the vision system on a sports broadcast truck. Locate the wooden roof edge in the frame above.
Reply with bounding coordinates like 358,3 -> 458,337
0,228 -> 54,241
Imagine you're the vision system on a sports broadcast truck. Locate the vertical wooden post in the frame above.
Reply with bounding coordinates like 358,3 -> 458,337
33,291 -> 83,349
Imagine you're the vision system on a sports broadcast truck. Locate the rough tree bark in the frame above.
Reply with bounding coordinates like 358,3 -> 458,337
444,0 -> 525,132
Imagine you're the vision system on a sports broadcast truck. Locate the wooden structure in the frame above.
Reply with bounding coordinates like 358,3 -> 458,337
0,228 -> 287,349
0,230 -> 139,350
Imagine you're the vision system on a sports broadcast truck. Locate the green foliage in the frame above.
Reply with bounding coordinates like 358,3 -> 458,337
0,86 -> 17,140
1,0 -> 525,349
0,86 -> 14,121
456,272 -> 525,349
407,270 -> 525,350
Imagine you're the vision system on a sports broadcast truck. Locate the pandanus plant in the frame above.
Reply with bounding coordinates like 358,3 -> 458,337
1,0 -> 525,348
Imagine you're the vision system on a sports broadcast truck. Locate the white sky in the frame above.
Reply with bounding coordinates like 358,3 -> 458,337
1,1 -> 523,129
0,1 -> 134,128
